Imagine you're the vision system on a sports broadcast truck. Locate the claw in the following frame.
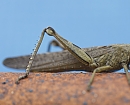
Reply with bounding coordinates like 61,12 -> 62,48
87,85 -> 91,91
122,63 -> 130,86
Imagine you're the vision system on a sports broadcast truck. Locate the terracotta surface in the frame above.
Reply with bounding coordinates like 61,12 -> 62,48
0,72 -> 130,105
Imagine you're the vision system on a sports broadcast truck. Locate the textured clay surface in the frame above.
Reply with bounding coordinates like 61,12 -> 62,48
0,72 -> 130,105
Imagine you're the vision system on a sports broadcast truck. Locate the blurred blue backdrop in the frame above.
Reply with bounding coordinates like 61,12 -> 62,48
0,0 -> 130,72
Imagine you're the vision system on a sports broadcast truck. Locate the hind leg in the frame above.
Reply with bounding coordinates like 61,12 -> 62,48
47,40 -> 65,52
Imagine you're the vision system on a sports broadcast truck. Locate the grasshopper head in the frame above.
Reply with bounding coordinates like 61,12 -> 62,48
45,27 -> 56,36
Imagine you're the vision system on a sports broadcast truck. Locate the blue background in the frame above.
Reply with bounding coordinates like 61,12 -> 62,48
0,1 -> 130,72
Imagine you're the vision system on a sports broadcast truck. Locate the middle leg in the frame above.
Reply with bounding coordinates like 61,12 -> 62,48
87,65 -> 114,91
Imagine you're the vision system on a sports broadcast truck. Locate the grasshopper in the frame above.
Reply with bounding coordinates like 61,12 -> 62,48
3,27 -> 130,91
